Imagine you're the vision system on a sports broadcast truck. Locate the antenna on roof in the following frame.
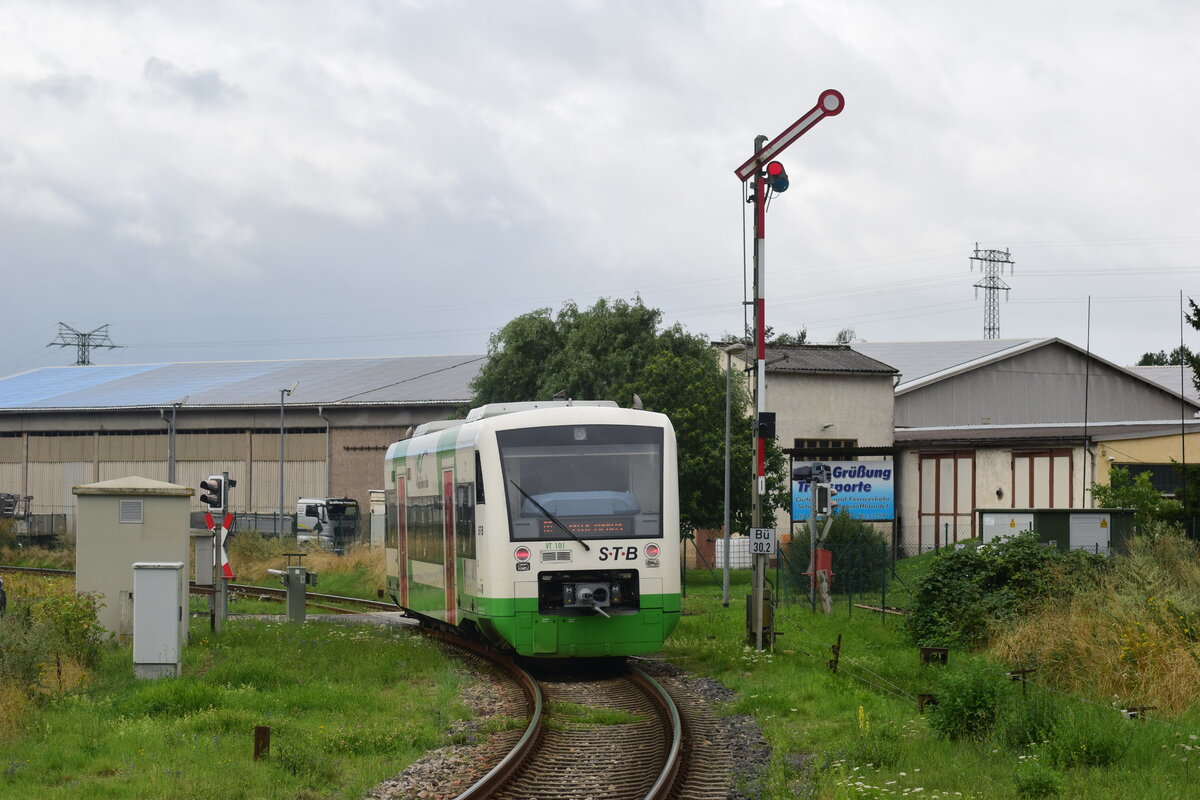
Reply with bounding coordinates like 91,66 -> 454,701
970,245 -> 1013,340
46,323 -> 123,366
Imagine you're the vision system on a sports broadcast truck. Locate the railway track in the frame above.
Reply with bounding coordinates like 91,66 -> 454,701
400,631 -> 731,800
0,564 -> 396,614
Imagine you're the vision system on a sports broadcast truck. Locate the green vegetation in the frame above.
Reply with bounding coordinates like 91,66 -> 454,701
902,532 -> 1108,647
1092,466 -> 1183,530
469,296 -> 791,532
5,529 -> 1200,799
663,569 -> 1197,799
0,613 -> 465,799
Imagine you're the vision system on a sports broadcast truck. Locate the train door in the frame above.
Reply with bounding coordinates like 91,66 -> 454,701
442,468 -> 457,624
396,475 -> 408,605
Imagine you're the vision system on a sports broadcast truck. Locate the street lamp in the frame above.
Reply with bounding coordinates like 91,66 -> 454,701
722,342 -> 746,607
165,395 -> 187,484
280,382 -> 297,536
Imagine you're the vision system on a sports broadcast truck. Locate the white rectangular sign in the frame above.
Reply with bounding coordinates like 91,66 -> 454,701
749,527 -> 776,555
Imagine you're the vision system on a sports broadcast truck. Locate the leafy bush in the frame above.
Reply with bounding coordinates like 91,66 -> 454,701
783,512 -> 889,595
1091,465 -> 1181,530
0,603 -> 54,688
31,591 -> 106,668
926,660 -> 1006,741
1012,759 -> 1063,799
904,532 -> 1108,647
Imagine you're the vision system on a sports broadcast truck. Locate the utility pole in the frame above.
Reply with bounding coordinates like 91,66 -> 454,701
46,322 -> 122,365
970,245 -> 1014,339
734,89 -> 844,651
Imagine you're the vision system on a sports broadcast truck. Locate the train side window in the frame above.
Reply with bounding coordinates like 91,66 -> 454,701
455,483 -> 476,558
385,488 -> 397,549
475,452 -> 485,503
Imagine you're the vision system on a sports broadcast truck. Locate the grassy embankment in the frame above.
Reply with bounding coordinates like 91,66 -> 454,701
2,533 -> 1199,799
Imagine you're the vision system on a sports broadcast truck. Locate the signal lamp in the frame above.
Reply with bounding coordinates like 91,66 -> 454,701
765,160 -> 789,193
199,475 -> 225,510
514,546 -> 532,562
645,543 -> 661,559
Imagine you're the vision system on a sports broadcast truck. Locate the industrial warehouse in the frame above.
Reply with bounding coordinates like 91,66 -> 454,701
0,354 -> 484,538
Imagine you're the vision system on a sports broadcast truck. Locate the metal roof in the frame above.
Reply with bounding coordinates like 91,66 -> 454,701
1127,365 -> 1200,403
0,355 -> 485,411
761,344 -> 899,375
851,338 -> 1042,390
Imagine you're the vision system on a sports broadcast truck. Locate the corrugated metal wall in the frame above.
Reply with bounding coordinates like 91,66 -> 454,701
0,430 -> 330,530
897,346 -> 1191,427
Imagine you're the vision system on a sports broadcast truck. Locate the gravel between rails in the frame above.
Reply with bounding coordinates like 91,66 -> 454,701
368,657 -> 773,800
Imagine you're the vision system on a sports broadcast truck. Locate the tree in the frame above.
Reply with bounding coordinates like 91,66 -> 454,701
1090,465 -> 1181,531
1137,346 -> 1194,366
470,297 -> 790,533
1187,297 -> 1200,397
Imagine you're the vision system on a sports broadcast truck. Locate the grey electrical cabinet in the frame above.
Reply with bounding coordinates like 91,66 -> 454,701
133,562 -> 185,679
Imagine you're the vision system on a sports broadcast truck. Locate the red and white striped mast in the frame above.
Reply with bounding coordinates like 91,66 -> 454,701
734,89 -> 844,650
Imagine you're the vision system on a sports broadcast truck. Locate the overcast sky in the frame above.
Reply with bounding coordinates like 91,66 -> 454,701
3,0 -> 1198,383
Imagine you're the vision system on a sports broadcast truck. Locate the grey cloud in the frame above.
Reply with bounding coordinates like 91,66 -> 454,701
143,57 -> 243,106
26,73 -> 96,106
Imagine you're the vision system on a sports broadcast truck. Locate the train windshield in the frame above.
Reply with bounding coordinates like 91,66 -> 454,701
497,424 -> 664,541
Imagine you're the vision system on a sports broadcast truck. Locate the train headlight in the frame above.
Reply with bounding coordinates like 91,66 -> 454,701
514,546 -> 531,563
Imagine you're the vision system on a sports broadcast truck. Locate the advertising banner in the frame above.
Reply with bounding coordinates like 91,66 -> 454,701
792,461 -> 895,521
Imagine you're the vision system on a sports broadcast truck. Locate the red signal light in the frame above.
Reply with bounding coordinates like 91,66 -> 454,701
514,546 -> 531,562
765,161 -> 789,193
645,543 -> 661,559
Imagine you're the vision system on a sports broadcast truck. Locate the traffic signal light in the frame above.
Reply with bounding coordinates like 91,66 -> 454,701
757,412 -> 777,439
200,476 -> 224,510
815,484 -> 837,515
765,160 -> 789,193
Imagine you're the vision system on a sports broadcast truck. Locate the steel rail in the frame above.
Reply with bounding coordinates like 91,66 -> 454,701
428,630 -> 543,800
629,666 -> 684,800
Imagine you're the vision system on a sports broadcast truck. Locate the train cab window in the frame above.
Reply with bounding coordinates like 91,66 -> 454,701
497,424 -> 663,542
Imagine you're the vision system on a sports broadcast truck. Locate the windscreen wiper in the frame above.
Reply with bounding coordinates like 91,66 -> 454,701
510,480 -> 591,552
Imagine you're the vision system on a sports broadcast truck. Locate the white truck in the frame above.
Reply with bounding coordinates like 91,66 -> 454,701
294,497 -> 361,552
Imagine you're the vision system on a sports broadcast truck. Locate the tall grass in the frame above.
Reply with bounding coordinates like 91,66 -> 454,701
0,617 -> 467,799
226,532 -> 387,600
991,533 -> 1200,713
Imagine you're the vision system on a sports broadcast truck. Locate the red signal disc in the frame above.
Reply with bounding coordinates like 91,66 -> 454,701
645,543 -> 660,558
514,546 -> 532,562
766,161 -> 785,177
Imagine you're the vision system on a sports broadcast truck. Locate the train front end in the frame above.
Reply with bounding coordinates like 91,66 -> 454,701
477,407 -> 681,658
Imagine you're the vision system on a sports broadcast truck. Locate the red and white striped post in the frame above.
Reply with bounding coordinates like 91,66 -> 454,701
734,90 -> 843,650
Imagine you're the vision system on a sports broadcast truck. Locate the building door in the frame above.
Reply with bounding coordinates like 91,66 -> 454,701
918,452 -> 975,552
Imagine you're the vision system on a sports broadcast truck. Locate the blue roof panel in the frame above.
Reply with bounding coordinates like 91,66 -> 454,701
0,356 -> 484,410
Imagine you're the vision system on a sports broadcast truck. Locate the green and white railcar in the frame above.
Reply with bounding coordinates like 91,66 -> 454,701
384,401 -> 681,658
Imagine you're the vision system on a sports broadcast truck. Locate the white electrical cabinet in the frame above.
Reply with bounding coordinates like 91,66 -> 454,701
133,562 -> 185,679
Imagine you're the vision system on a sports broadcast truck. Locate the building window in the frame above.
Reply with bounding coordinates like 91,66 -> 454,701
1012,450 -> 1073,508
1110,463 -> 1179,496
792,439 -> 859,460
